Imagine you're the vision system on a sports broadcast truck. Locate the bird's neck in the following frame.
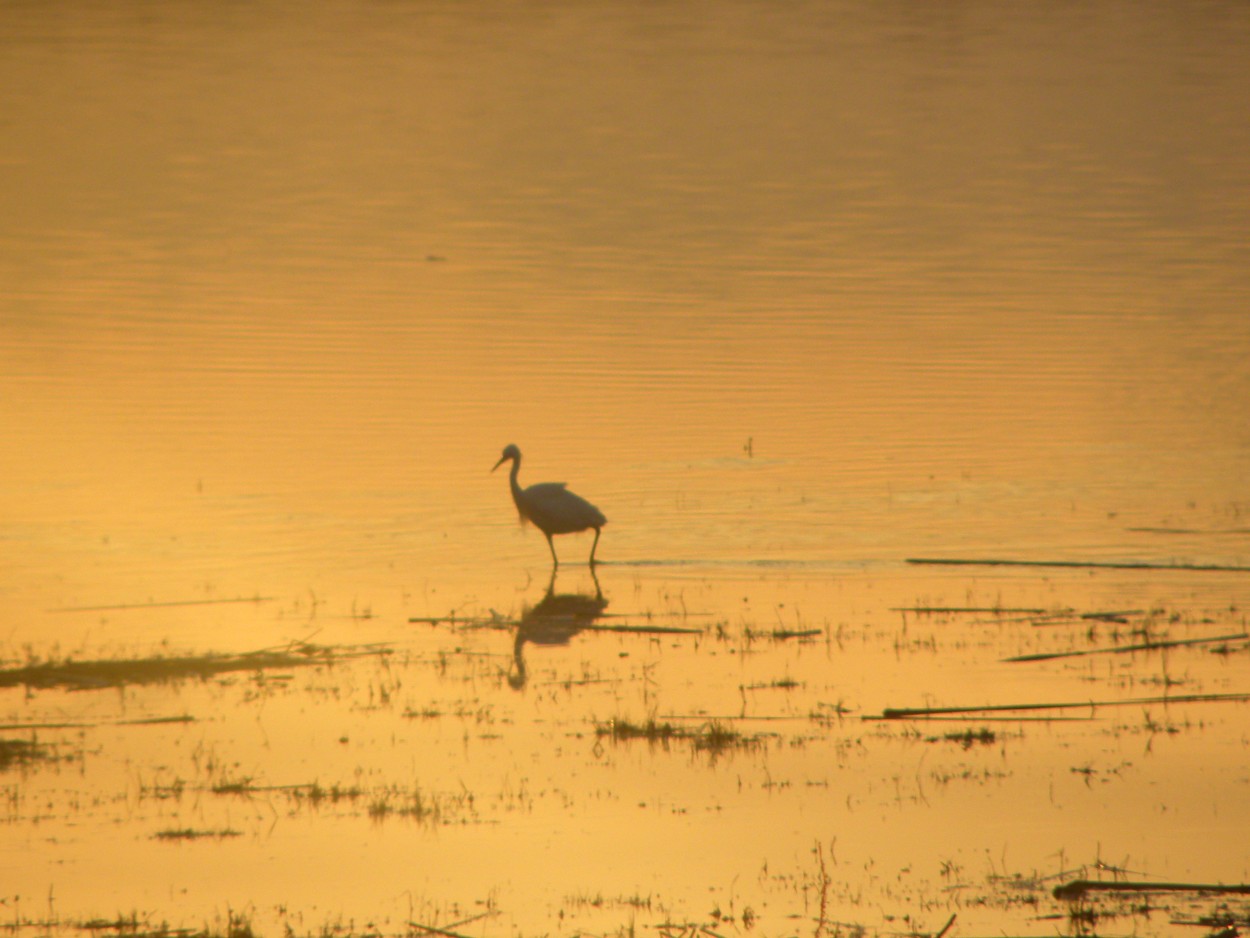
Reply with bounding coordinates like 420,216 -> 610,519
509,456 -> 524,506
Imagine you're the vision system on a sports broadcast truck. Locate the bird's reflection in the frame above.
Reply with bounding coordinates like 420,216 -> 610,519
509,569 -> 608,690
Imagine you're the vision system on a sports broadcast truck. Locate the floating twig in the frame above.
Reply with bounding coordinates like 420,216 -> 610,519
744,627 -> 823,641
1004,632 -> 1249,662
0,720 -> 93,731
440,910 -> 499,932
0,714 -> 195,730
907,557 -> 1250,573
659,712 -> 799,722
49,595 -> 275,613
891,606 -> 1048,615
1021,609 -> 1146,627
876,691 -> 1250,720
1128,526 -> 1250,535
582,623 -> 703,635
934,912 -> 957,938
409,615 -> 507,628
1080,609 -> 1145,621
408,922 -> 476,938
898,714 -> 1092,723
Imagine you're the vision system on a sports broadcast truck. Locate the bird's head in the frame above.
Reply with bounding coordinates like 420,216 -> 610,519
492,443 -> 521,472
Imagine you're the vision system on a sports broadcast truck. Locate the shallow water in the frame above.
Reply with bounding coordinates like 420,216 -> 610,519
2,2 -> 1250,936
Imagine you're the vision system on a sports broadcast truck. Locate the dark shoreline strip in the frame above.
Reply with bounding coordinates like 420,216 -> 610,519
907,557 -> 1250,573
1054,879 -> 1250,900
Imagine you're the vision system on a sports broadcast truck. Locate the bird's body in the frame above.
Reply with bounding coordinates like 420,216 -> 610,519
493,444 -> 606,566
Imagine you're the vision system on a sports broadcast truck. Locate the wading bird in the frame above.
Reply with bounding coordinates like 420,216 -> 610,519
492,444 -> 606,567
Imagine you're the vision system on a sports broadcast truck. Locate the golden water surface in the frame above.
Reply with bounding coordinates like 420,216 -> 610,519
2,2 -> 1249,936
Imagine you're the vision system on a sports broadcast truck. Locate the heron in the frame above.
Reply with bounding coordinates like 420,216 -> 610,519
492,444 -> 606,567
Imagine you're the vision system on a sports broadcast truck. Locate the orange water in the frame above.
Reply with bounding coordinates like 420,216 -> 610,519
2,2 -> 1249,935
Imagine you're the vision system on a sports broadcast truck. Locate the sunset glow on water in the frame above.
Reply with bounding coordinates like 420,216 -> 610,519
2,3 -> 1249,936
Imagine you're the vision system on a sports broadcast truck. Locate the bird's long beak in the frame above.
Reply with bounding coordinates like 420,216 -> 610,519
491,455 -> 508,473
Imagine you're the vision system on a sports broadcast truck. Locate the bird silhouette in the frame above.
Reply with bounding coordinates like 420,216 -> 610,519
492,444 -> 606,567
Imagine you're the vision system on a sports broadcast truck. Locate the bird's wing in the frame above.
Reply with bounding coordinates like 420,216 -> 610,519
521,482 -> 606,533
523,482 -> 570,509
513,482 -> 565,526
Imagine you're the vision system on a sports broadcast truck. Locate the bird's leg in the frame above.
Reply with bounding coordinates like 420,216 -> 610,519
508,629 -> 527,690
545,532 -> 559,567
589,527 -> 601,567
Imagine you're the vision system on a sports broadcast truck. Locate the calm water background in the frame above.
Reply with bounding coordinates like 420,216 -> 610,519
2,1 -> 1249,935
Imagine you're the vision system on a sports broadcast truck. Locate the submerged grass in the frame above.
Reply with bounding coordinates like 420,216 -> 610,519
152,828 -> 242,841
930,728 -> 997,748
595,717 -> 762,755
365,783 -> 458,823
211,777 -> 472,826
150,774 -> 469,825
207,779 -> 366,806
10,910 -> 259,938
0,736 -> 57,770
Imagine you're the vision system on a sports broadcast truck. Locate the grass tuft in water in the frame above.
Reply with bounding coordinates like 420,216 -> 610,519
0,736 -> 55,770
598,717 -> 685,743
931,728 -> 997,749
152,828 -> 242,841
596,717 -> 761,755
